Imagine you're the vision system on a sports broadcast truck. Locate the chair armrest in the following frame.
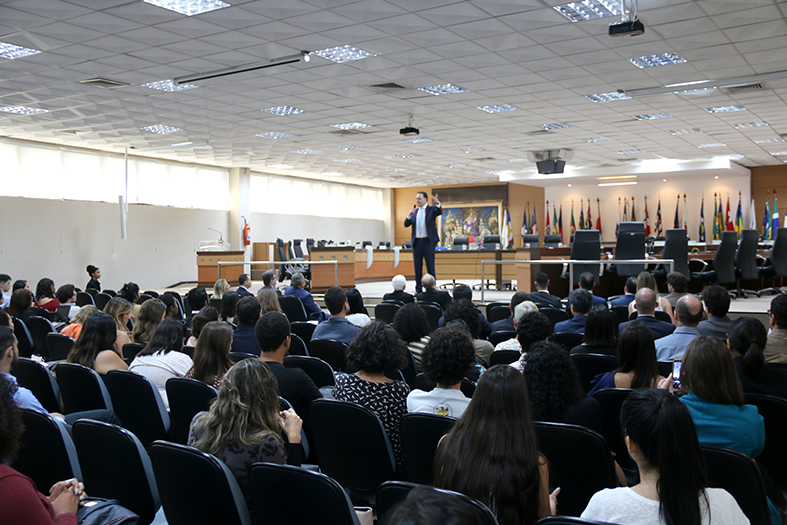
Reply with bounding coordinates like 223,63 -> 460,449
689,258 -> 708,271
756,254 -> 768,266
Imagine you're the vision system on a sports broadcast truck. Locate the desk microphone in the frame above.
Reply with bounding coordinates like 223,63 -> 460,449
208,228 -> 224,245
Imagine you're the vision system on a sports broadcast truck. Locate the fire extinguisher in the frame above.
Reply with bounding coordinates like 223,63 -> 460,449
242,217 -> 251,246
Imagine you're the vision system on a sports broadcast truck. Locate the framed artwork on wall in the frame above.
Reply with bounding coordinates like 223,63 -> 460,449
439,201 -> 503,248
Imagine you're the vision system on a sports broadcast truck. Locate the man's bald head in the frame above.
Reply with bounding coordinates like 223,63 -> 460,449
675,294 -> 703,327
634,288 -> 658,315
422,274 -> 436,290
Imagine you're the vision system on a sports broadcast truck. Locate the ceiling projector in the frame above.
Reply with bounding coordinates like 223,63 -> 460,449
609,19 -> 645,37
399,126 -> 419,136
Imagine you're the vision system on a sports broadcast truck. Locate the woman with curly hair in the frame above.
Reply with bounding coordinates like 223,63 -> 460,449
34,278 -> 60,313
66,312 -> 128,375
392,302 -> 432,371
588,321 -> 663,397
189,358 -> 302,517
130,298 -> 166,345
444,299 -> 494,367
332,321 -> 410,470
523,341 -> 601,432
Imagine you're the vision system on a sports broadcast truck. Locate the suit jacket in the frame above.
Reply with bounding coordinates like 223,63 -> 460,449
565,292 -> 606,316
610,294 -> 635,307
230,324 -> 261,357
262,284 -> 283,297
417,289 -> 452,310
697,315 -> 732,340
383,290 -> 415,304
530,290 -> 562,309
285,286 -> 322,317
618,314 -> 675,339
237,286 -> 253,297
404,204 -> 442,245
554,314 -> 588,335
490,316 -> 515,334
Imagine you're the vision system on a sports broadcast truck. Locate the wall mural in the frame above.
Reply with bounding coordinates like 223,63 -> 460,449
439,202 -> 502,248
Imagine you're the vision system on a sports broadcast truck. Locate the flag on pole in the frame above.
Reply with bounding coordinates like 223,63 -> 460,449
735,192 -> 743,235
644,196 -> 651,237
656,198 -> 663,238
631,196 -> 637,222
726,195 -> 733,231
596,198 -> 602,236
717,197 -> 724,236
521,202 -> 529,242
616,196 -> 621,238
764,190 -> 771,240
674,195 -> 680,229
545,200 -> 551,236
587,199 -> 592,230
570,200 -> 576,235
713,193 -> 720,241
558,202 -> 564,239
579,198 -> 585,230
699,195 -> 706,242
502,208 -> 513,249
623,197 -> 628,222
531,205 -> 537,235
553,204 -> 559,236
683,194 -> 688,234
749,198 -> 756,230
773,190 -> 780,232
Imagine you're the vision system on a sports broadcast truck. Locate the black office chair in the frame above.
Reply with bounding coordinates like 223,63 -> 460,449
691,230 -> 737,289
485,301 -> 510,323
489,349 -> 520,366
95,292 -> 113,311
522,234 -> 539,246
400,413 -> 457,484
533,421 -> 618,517
551,332 -> 584,352
46,332 -> 74,361
166,377 -> 218,444
375,301 -> 401,324
544,234 -> 562,247
138,293 -> 153,305
86,288 -> 99,298
149,441 -> 252,525
12,317 -> 35,358
539,307 -> 568,330
565,230 -> 602,281
732,229 -> 762,298
653,228 -> 690,280
610,305 -> 630,324
11,357 -> 61,413
55,362 -> 113,414
122,342 -> 146,363
73,420 -> 161,525
488,331 -> 517,347
418,303 -> 443,332
570,354 -> 620,394
277,238 -> 309,281
292,239 -> 305,258
759,227 -> 787,295
452,236 -> 469,250
309,339 -> 349,372
106,370 -> 171,445
283,355 -> 336,389
306,238 -> 315,254
376,481 -> 498,525
656,361 -> 674,377
609,222 -> 645,277
290,321 -> 316,348
209,297 -> 222,310
229,352 -> 257,363
76,291 -> 96,307
287,333 -> 309,356
481,235 -> 501,250
744,393 -> 787,487
592,388 -> 637,476
25,316 -> 56,361
701,445 -> 771,525
55,304 -> 73,322
279,295 -> 308,322
413,372 -> 435,392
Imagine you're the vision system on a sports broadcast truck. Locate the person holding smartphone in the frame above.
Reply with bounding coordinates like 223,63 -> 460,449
404,191 -> 441,294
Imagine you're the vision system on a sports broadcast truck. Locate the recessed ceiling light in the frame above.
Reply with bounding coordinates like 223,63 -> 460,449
142,79 -> 198,91
264,106 -> 305,116
334,158 -> 362,163
388,168 -> 409,172
585,92 -> 630,103
140,124 -> 182,134
629,52 -> 687,68
404,137 -> 434,143
769,151 -> 787,156
732,122 -> 768,129
668,129 -> 701,135
459,147 -> 485,153
477,104 -> 519,113
754,138 -> 785,144
393,153 -> 420,158
540,123 -> 572,130
256,132 -> 294,139
0,105 -> 47,115
705,105 -> 745,113
330,122 -> 370,130
663,179 -> 667,182
266,164 -> 293,169
486,170 -> 507,175
697,143 -> 726,148
554,0 -> 621,22
584,137 -> 612,142
313,45 -> 375,63
291,149 -> 321,154
0,42 -> 41,59
617,149 -> 644,154
335,144 -> 362,150
143,0 -> 230,16
507,158 -> 528,162
598,175 -> 637,180
599,181 -> 638,186
444,163 -> 465,168
322,171 -> 344,177
714,176 -> 719,179
568,184 -> 572,187
418,84 -> 469,95
633,113 -> 671,120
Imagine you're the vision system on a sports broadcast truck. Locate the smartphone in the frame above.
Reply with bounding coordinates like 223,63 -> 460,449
672,360 -> 682,389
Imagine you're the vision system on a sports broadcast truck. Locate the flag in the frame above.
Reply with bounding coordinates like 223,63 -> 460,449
699,196 -> 706,242
774,191 -> 780,232
674,195 -> 680,229
764,191 -> 771,240
502,208 -> 513,249
521,203 -> 529,242
622,197 -> 628,222
579,199 -> 585,230
570,201 -> 576,235
717,198 -> 724,237
683,194 -> 688,234
644,196 -> 651,237
545,200 -> 551,236
631,196 -> 637,222
587,199 -> 592,230
726,196 -> 733,231
616,197 -> 621,238
553,204 -> 559,235
713,193 -> 720,241
596,198 -> 602,236
735,192 -> 743,235
558,202 -> 564,238
749,199 -> 756,230
531,206 -> 537,235
656,198 -> 663,237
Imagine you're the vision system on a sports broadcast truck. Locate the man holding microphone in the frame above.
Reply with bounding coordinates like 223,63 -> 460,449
404,191 -> 441,294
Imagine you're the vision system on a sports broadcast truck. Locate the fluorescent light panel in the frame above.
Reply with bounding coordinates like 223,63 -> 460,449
143,0 -> 230,16
291,149 -> 321,154
0,42 -> 41,59
334,158 -> 361,163
336,145 -> 362,150
477,104 -> 518,113
554,0 -> 621,22
598,175 -> 636,180
629,52 -> 687,68
393,153 -> 420,158
444,163 -> 465,168
313,45 -> 375,63
388,168 -> 409,172
0,105 -> 47,115
585,91 -> 630,103
633,113 -> 671,120
599,181 -> 638,186
540,123 -> 572,130
141,124 -> 182,134
142,79 -> 198,91
330,122 -> 370,130
668,128 -> 700,135
617,149 -> 644,154
257,132 -> 293,139
584,137 -> 611,142
418,84 -> 468,95
264,106 -> 305,116
459,147 -> 485,153
697,143 -> 726,148
754,138 -> 784,144
706,105 -> 745,113
732,122 -> 768,129
404,137 -> 433,143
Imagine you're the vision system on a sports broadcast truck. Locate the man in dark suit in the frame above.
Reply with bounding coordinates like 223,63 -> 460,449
230,297 -> 262,356
610,277 -> 637,307
618,288 -> 676,339
697,284 -> 732,340
565,272 -> 606,315
404,191 -> 442,294
490,291 -> 531,333
237,273 -> 253,297
261,270 -> 283,297
530,272 -> 562,309
554,289 -> 592,334
416,274 -> 451,310
383,274 -> 414,304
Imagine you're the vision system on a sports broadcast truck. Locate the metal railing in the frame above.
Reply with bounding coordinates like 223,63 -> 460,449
217,260 -> 339,287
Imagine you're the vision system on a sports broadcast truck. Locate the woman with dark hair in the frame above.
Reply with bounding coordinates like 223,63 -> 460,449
220,290 -> 239,324
392,302 -> 432,371
587,321 -> 663,396
66,312 -> 128,375
131,298 -> 166,345
34,278 -> 60,312
345,287 -> 371,327
8,289 -> 34,322
186,306 -> 219,347
119,282 -> 141,322
332,321 -> 410,470
581,388 -> 747,525
524,341 -> 601,432
159,293 -> 181,320
444,299 -> 494,367
570,305 -> 617,356
85,265 -> 101,292
728,316 -> 787,399
187,320 -> 233,388
434,365 -> 558,524
381,486 -> 485,525
130,318 -> 193,408
0,375 -> 88,523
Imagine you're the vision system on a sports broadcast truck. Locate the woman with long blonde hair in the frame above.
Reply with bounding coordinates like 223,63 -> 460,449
131,298 -> 166,345
104,296 -> 133,352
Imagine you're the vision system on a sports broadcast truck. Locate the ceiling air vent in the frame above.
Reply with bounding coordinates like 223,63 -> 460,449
722,83 -> 766,94
78,78 -> 130,89
370,82 -> 407,90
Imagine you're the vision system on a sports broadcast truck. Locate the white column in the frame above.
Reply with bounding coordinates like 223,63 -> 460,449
228,167 -> 251,267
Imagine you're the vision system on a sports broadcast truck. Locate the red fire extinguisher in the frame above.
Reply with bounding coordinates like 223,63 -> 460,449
242,217 -> 251,246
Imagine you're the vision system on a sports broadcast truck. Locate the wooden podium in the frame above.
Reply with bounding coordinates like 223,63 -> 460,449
310,247 -> 355,292
197,251 -> 245,287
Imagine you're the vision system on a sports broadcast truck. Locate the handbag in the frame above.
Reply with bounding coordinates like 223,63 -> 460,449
76,498 -> 140,525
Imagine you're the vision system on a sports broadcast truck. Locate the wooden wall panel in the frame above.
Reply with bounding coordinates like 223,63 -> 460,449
507,183 -> 545,246
751,166 -> 787,234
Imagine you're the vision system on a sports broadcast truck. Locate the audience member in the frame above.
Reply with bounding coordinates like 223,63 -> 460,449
764,294 -> 787,363
434,365 -> 558,524
444,299 -> 494,367
416,274 -> 451,310
66,312 -> 128,375
392,302 -> 432,371
588,321 -> 662,396
609,277 -> 637,307
530,272 -> 562,309
697,284 -> 732,340
629,271 -> 673,319
285,272 -> 322,319
655,295 -> 703,361
256,288 -> 282,315
186,287 -> 209,317
490,291 -> 531,333
55,284 -> 79,320
494,301 -> 538,352
407,328 -> 475,417
618,288 -> 675,340
186,306 -> 219,347
575,272 -> 607,307
0,310 -> 11,328
332,322 -> 410,470
437,285 -> 492,338
220,290 -> 239,324
0,273 -> 11,309
129,318 -> 192,409
581,388 -> 748,525
237,273 -> 253,297
60,305 -> 98,340
85,264 -> 101,292
311,287 -> 361,345
213,278 -> 229,300
663,271 -> 689,308
130,298 -> 166,345
383,274 -> 414,304
34,278 -> 60,312
570,305 -> 618,357
381,486 -> 484,525
509,311 -> 551,373
189,359 -> 302,517
104,296 -> 132,353
119,282 -> 141,321
159,293 -> 181,320
260,270 -> 282,297
524,341 -> 601,432
230,296 -> 262,356
8,289 -> 34,322
728,317 -> 787,400
12,279 -> 31,297
554,289 -> 592,335
187,321 -> 233,388
345,287 -> 371,327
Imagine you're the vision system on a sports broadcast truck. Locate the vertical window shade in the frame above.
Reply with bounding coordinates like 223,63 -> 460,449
250,173 -> 384,220
0,141 -> 229,210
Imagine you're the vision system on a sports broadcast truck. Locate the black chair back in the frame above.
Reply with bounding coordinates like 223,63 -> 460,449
55,362 -> 113,413
400,413 -> 457,484
539,307 -> 569,330
522,234 -> 539,246
290,321 -> 316,349
95,293 -> 113,311
106,370 -> 170,445
656,361 -> 673,377
701,445 -> 771,525
413,373 -> 435,392
544,234 -> 562,247
772,227 -> 787,275
662,228 -> 690,278
138,293 -> 153,305
46,332 -> 74,361
103,289 -> 117,297
293,239 -> 305,258
209,297 -> 222,310
166,377 -> 218,444
610,305 -> 629,324
452,237 -> 468,250
310,339 -> 349,371
533,421 -> 618,517
288,333 -> 308,356
485,302 -> 510,323
569,230 -> 601,279
14,408 -> 82,494
713,231 -> 738,284
283,355 -> 336,388
482,235 -> 501,250
613,222 -> 645,277
11,357 -> 61,413
279,295 -> 308,322
375,302 -> 401,324
76,291 -> 96,307
12,317 -> 34,357
310,399 -> 396,491
743,393 -> 787,486
418,303 -> 443,332
592,388 -> 636,473
122,342 -> 146,363
228,352 -> 257,363
571,354 -> 620,394
376,481 -> 499,525
488,331 -> 517,347
86,288 -> 99,298
73,420 -> 160,525
25,316 -> 56,360
489,349 -> 520,366
55,304 -> 72,322
736,229 -> 760,280
551,332 -> 584,352
149,441 -> 252,525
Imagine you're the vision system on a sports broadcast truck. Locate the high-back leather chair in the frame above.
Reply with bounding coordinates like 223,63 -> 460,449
46,330 -> 74,362
165,377 -> 218,445
568,230 -> 601,281
400,414 -> 457,484
659,228 -> 689,279
612,222 -> 645,277
691,230 -> 737,286
733,229 -> 761,298
452,237 -> 469,250
481,235 -> 500,250
106,370 -> 171,445
55,362 -> 113,414
11,357 -> 61,413
759,227 -> 787,295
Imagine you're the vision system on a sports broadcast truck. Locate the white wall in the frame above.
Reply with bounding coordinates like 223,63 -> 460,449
249,212 -> 386,245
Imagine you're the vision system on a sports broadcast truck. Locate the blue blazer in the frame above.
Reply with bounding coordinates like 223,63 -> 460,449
610,294 -> 635,307
237,286 -> 253,297
554,314 -> 588,335
404,205 -> 442,245
618,315 -> 675,339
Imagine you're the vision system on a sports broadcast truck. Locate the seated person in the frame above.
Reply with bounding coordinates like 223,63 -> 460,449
697,284 -> 732,340
494,301 -> 539,352
554,289 -> 592,335
728,316 -> 787,400
119,282 -> 142,322
509,311 -> 552,372
230,297 -> 262,356
565,272 -> 607,314
764,294 -> 787,363
618,288 -> 675,340
0,273 -> 11,309
8,289 -> 34,323
609,277 -> 637,307
443,299 -> 494,367
570,306 -> 618,357
345,287 -> 371,328
187,321 -> 234,388
654,295 -> 702,362
416,274 -> 451,310
437,285 -> 492,339
663,271 -> 689,307
159,293 -> 181,321
392,303 -> 432,371
260,270 -> 282,297
384,274 -> 415,304
34,278 -> 60,313
490,291 -> 531,334
628,271 -> 673,319
311,287 -> 361,345
407,327 -> 475,417
54,284 -> 80,321
284,272 -> 323,319
588,321 -> 664,396
186,287 -> 209,319
186,306 -> 219,347
66,312 -> 128,375
530,272 -> 562,309
60,305 -> 98,340
236,273 -> 254,297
